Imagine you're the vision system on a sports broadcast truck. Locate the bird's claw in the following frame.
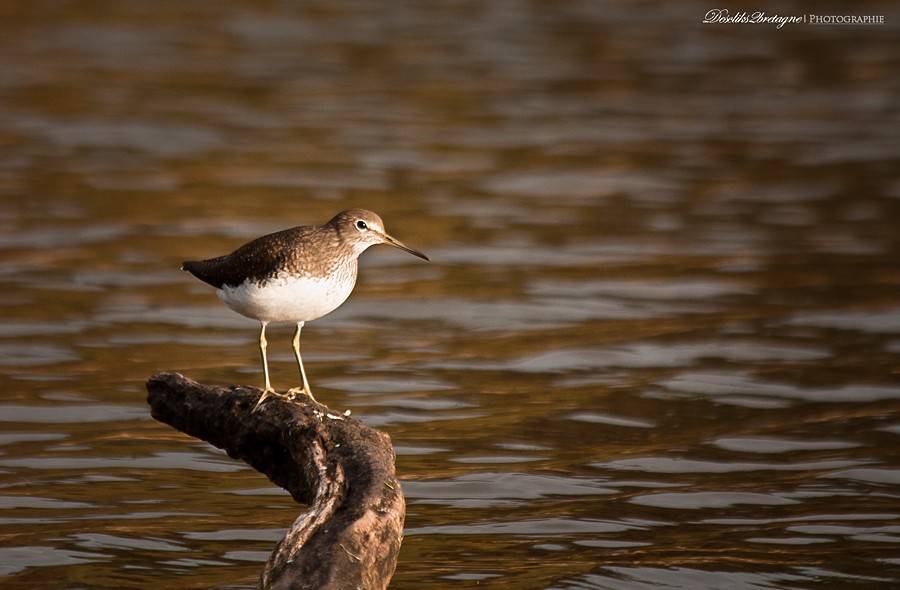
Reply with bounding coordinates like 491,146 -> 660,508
253,387 -> 289,412
287,387 -> 317,403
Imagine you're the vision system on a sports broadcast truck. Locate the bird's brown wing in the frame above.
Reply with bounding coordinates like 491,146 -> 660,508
181,227 -> 303,289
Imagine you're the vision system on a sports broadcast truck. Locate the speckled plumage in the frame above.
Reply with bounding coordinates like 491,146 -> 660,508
181,208 -> 428,406
183,223 -> 356,289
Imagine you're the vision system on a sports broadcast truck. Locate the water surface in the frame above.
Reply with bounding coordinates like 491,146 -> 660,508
1,2 -> 899,589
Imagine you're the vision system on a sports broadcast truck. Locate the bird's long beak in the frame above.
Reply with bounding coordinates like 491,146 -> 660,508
383,233 -> 430,261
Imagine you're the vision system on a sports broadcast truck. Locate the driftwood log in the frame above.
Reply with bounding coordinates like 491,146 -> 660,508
146,372 -> 405,590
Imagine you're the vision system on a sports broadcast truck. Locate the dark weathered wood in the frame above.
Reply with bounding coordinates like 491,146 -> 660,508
146,372 -> 405,590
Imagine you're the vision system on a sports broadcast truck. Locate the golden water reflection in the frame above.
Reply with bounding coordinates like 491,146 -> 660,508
1,1 -> 899,589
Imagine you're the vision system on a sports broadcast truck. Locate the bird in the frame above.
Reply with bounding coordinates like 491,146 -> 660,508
181,208 -> 429,409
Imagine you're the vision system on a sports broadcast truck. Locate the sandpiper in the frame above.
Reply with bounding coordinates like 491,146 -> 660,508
182,208 -> 429,409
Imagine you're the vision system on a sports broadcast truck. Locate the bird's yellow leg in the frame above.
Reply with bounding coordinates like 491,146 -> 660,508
254,321 -> 287,411
287,322 -> 317,402
260,322 -> 273,392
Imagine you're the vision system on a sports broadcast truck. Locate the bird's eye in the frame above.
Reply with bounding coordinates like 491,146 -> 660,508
355,220 -> 368,231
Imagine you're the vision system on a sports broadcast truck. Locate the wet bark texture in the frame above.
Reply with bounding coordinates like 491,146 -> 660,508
146,372 -> 405,590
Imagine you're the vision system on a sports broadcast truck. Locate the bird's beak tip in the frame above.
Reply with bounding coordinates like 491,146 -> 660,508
385,234 -> 429,261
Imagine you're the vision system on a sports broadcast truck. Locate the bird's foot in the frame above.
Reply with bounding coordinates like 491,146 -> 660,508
287,387 -> 318,404
253,387 -> 290,412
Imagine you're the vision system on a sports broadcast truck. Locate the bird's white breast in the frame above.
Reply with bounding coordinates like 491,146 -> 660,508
217,272 -> 356,323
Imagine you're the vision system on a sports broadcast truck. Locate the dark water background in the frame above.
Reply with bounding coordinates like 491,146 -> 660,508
1,1 -> 899,588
